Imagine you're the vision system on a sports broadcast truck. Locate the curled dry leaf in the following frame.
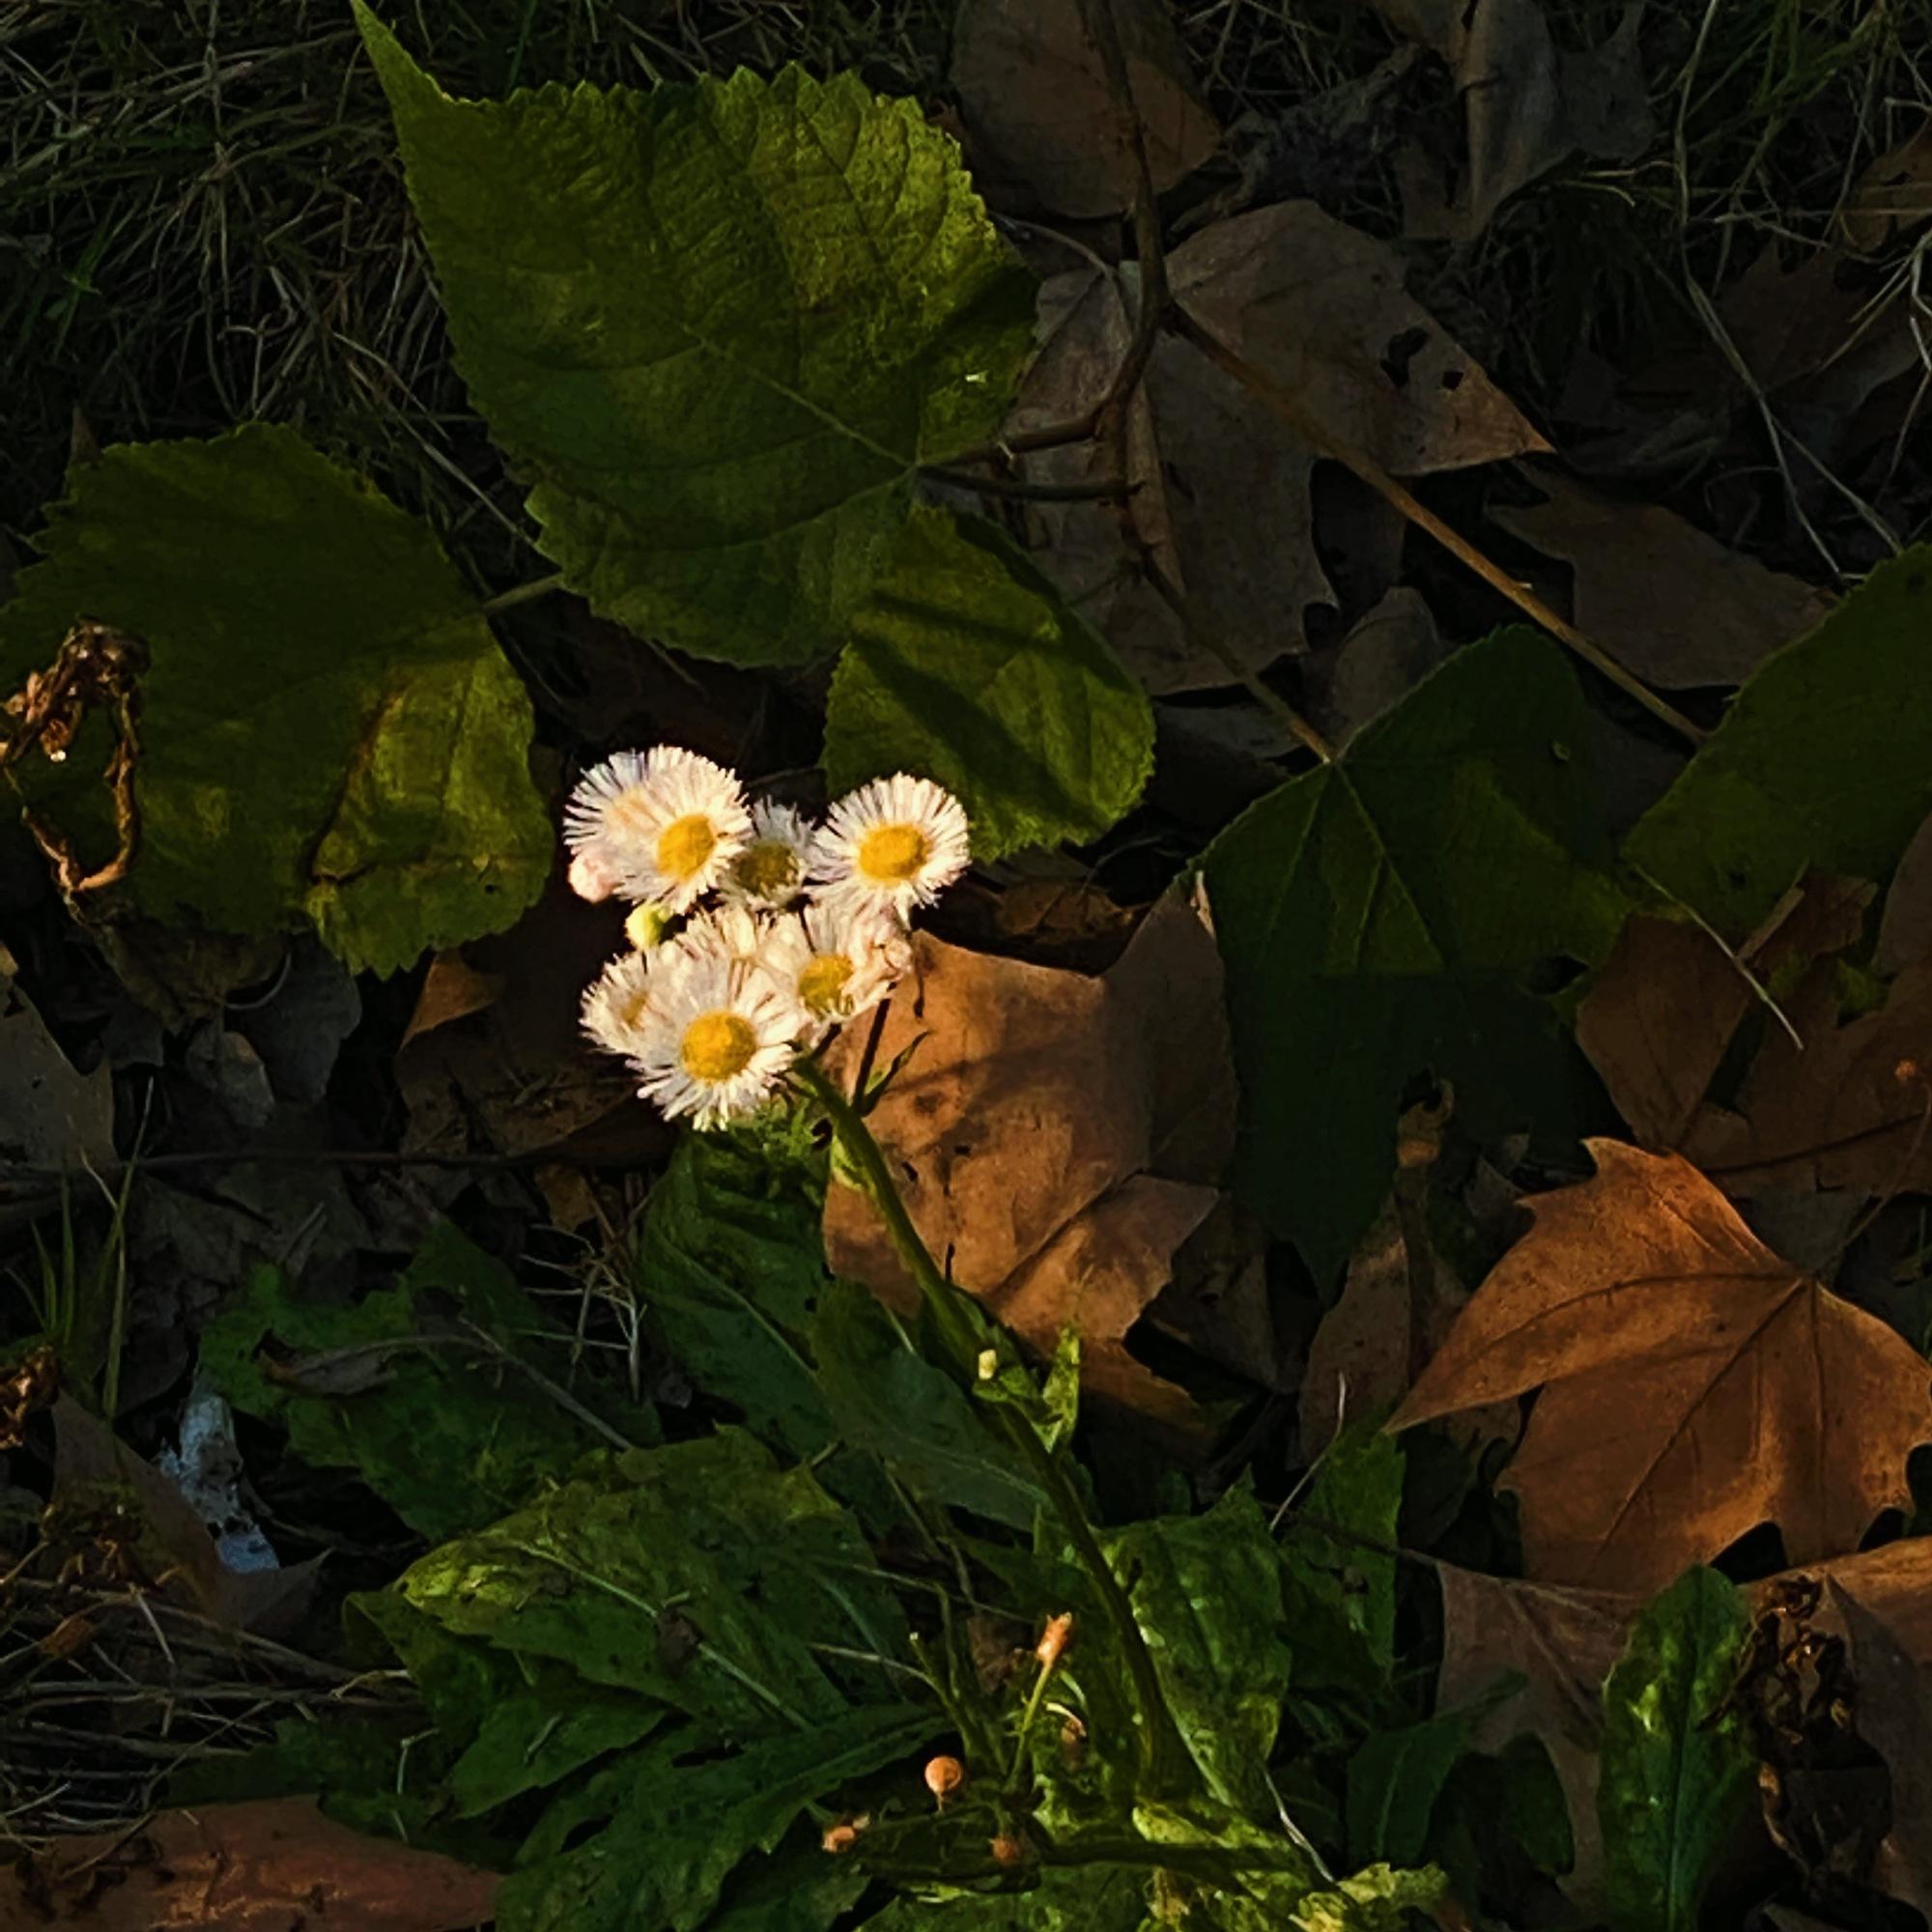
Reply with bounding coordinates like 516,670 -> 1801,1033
0,1797 -> 500,1931
1015,202 -> 1548,691
950,0 -> 1219,218
0,950 -> 114,1177
1391,1141 -> 1932,1593
1370,0 -> 1652,239
1576,874 -> 1872,1151
1492,469 -> 1835,690
822,894 -> 1241,1435
1753,1540 -> 1932,1914
1835,120 -> 1932,255
1683,957 -> 1932,1201
1435,1563 -> 1640,1916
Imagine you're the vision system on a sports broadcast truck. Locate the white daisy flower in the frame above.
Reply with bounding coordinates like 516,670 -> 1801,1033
722,801 -> 812,910
580,950 -> 657,1059
754,902 -> 909,1035
628,949 -> 805,1129
563,747 -> 753,914
809,774 -> 970,920
666,902 -> 767,966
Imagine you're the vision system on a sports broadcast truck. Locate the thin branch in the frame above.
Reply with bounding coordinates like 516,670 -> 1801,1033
920,466 -> 1136,503
1142,558 -> 1334,763
1168,307 -> 1712,751
479,572 -> 566,616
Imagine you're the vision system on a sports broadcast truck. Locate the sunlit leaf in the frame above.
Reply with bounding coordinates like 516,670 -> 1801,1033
0,426 -> 551,972
356,6 -> 1033,668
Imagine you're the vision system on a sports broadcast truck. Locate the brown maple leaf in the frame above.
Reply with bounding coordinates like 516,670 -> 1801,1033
1391,1141 -> 1932,1593
822,893 -> 1252,1436
1684,958 -> 1932,1200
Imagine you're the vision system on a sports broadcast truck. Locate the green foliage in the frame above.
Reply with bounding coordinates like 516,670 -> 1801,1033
824,508 -> 1155,864
634,1134 -> 837,1461
1598,1566 -> 1755,1932
398,1432 -> 907,1728
1626,546 -> 1932,937
0,425 -> 550,972
1203,628 -> 1630,1278
500,1710 -> 940,1932
1346,1689 -> 1512,1867
1278,1419 -> 1406,1739
202,1222 -> 641,1541
813,1279 -> 1045,1529
1105,1487 -> 1293,1814
355,5 -> 1034,670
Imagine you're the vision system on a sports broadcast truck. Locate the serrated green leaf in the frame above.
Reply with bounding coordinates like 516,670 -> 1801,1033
1599,1566 -> 1754,1932
0,425 -> 550,973
812,1279 -> 1044,1530
1279,1416 -> 1405,1734
355,6 -> 1034,668
1287,1862 -> 1449,1932
202,1223 -> 640,1540
1202,629 -> 1629,1278
449,1673 -> 666,1818
635,1135 -> 835,1461
1104,1488 -> 1293,1814
1626,546 -> 1932,938
499,1708 -> 939,1932
707,1837 -> 870,1932
399,1433 -> 908,1733
824,506 -> 1153,862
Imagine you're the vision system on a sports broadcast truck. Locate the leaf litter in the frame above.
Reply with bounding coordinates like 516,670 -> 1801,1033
3,0 -> 1931,1925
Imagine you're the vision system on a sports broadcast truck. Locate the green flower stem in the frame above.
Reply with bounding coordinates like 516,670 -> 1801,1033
792,1057 -> 1197,1801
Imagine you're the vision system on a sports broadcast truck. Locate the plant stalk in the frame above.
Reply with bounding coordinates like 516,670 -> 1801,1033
792,1057 -> 1197,1800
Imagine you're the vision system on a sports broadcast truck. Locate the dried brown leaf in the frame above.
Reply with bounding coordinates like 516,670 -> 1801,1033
0,1797 -> 499,1930
0,953 -> 113,1174
1752,1540 -> 1932,1914
1016,203 -> 1547,688
1492,469 -> 1835,690
1392,1142 -> 1932,1592
1435,1563 -> 1639,1914
1876,809 -> 1932,975
1577,876 -> 1873,1151
823,894 -> 1237,1435
1836,120 -> 1932,255
1683,961 -> 1932,1201
1372,0 -> 1652,239
950,0 -> 1219,218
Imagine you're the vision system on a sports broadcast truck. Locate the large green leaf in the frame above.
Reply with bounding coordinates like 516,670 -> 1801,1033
398,1432 -> 907,1733
355,5 -> 1034,667
1202,629 -> 1629,1278
1103,1487 -> 1293,1814
0,425 -> 550,973
812,1280 -> 1044,1531
499,1709 -> 938,1932
1598,1566 -> 1754,1932
823,507 -> 1155,862
1626,546 -> 1932,938
202,1223 -> 642,1541
634,1135 -> 836,1461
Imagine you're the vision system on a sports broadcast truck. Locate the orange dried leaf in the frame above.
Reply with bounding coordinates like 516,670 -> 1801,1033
0,1798 -> 499,1931
1392,1141 -> 1932,1592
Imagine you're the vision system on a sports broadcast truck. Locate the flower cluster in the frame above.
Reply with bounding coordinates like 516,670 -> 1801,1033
566,748 -> 969,1128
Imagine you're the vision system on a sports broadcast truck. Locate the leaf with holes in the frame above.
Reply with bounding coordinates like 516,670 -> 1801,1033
0,427 -> 550,973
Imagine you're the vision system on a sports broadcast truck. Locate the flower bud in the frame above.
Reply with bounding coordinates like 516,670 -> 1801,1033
1036,1612 -> 1074,1669
923,1754 -> 966,1804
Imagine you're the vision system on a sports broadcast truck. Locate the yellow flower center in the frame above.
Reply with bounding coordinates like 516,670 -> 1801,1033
856,823 -> 929,885
657,813 -> 718,882
680,1009 -> 758,1084
731,838 -> 800,900
798,952 -> 854,1017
